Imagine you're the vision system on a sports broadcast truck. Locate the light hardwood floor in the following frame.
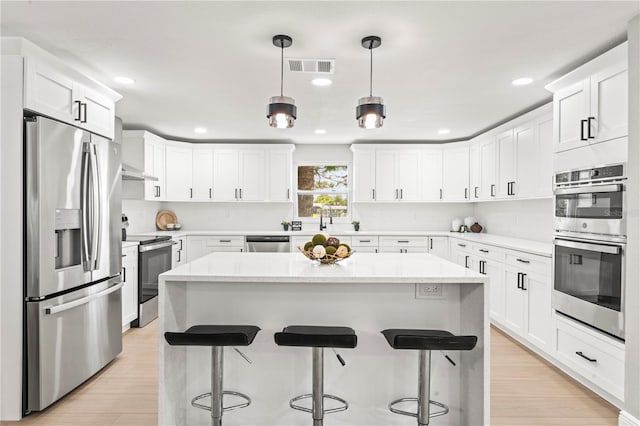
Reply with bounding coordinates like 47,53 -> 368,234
2,323 -> 619,425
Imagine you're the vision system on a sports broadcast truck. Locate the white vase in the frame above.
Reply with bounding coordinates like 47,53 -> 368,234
451,218 -> 462,232
464,216 -> 476,228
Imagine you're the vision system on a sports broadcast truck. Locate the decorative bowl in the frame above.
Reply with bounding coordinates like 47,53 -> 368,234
298,247 -> 353,264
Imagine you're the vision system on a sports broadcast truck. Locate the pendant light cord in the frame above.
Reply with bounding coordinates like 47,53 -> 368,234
280,43 -> 284,96
369,41 -> 373,97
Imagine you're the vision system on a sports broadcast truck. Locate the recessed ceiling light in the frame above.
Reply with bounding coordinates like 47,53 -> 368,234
114,76 -> 135,85
194,127 -> 208,134
314,129 -> 327,135
512,77 -> 533,86
311,78 -> 332,87
437,128 -> 451,135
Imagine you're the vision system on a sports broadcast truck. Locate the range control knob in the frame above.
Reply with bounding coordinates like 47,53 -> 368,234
582,222 -> 588,229
591,169 -> 600,178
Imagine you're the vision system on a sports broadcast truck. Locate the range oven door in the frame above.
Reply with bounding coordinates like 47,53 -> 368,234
134,240 -> 175,327
553,237 -> 624,339
554,184 -> 624,236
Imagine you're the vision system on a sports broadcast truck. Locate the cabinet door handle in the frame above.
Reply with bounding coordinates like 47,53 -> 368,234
479,249 -> 489,253
189,188 -> 193,199
81,102 -> 87,123
580,119 -> 588,141
287,188 -> 290,200
511,181 -> 516,196
458,243 -> 466,248
521,273 -> 527,291
491,184 -> 496,197
220,239 -> 231,243
235,188 -> 238,199
464,255 -> 469,268
179,239 -> 183,250
372,188 -> 375,200
464,187 -> 468,199
239,188 -> 242,199
575,351 -> 597,363
430,238 -> 433,250
475,186 -> 479,198
395,189 -> 399,199
480,260 -> 486,275
400,188 -> 403,200
209,188 -> 212,199
439,188 -> 443,200
397,240 -> 409,243
516,258 -> 530,264
122,266 -> 126,282
74,100 -> 82,121
359,240 -> 371,243
517,272 -> 522,289
587,117 -> 595,139
177,250 -> 181,262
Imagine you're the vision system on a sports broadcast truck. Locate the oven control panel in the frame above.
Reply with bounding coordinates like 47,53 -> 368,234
555,164 -> 625,185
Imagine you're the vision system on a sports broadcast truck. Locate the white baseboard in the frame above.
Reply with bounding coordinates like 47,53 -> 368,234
620,410 -> 640,426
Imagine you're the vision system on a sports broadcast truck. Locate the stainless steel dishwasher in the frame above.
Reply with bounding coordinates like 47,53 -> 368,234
245,236 -> 291,252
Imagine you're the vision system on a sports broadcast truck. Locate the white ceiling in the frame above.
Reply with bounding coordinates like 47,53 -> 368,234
1,1 -> 638,144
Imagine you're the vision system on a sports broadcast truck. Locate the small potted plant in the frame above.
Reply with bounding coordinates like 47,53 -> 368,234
351,220 -> 360,231
281,220 -> 290,231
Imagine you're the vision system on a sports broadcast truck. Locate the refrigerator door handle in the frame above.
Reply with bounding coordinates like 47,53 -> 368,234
81,145 -> 92,270
89,143 -> 102,271
44,282 -> 123,315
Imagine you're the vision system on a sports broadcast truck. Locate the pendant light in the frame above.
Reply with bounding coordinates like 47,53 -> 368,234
356,35 -> 385,129
267,34 -> 297,128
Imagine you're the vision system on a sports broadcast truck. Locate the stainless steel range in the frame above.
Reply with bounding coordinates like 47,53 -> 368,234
553,163 -> 626,340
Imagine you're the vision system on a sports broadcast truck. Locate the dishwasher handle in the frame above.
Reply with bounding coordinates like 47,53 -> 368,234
245,236 -> 290,243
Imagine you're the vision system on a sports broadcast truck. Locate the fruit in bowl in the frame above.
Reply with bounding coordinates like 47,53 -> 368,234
299,234 -> 353,264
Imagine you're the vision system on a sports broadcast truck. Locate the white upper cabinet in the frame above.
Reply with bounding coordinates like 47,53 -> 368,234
395,150 -> 421,201
442,144 -> 470,201
516,114 -> 553,198
479,137 -> 498,200
497,129 -> 516,198
469,144 -> 481,201
22,48 -> 120,139
547,42 -> 627,153
268,148 -> 294,202
374,150 -> 397,201
165,142 -> 193,201
213,148 -> 266,201
422,147 -> 443,201
192,145 -> 214,201
352,148 -> 376,202
122,130 -> 166,201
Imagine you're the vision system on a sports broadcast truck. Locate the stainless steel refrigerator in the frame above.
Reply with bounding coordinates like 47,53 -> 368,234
24,115 -> 123,413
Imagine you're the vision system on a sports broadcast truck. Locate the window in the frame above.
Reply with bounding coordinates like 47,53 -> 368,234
296,164 -> 349,220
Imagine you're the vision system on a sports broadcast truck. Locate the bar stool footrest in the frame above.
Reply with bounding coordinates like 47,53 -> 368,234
389,397 -> 449,419
289,393 -> 349,414
191,390 -> 251,412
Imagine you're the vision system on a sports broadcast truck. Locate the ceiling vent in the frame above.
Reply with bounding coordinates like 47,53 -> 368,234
287,58 -> 335,74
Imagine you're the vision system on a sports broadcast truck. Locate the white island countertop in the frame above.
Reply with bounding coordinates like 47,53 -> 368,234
161,252 -> 486,284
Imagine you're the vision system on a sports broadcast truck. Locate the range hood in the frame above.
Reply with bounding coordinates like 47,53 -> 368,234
122,164 -> 158,181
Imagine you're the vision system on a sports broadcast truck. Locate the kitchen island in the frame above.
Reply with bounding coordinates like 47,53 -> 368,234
159,252 -> 488,425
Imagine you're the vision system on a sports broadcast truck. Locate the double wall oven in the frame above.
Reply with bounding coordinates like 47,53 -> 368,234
553,164 -> 626,340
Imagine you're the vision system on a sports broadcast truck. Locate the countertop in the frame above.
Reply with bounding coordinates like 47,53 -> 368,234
160,252 -> 486,284
133,229 -> 552,257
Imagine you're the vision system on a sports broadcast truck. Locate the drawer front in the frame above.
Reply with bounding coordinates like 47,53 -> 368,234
555,318 -> 624,400
505,251 -> 550,275
205,236 -> 245,247
450,239 -> 473,254
351,235 -> 379,247
379,236 -> 428,248
473,244 -> 505,263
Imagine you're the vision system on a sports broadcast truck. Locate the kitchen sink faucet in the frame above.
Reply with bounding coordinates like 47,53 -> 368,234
319,205 -> 333,231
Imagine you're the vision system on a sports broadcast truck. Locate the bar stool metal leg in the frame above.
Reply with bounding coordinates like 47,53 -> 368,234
417,350 -> 430,426
312,347 -> 324,426
211,346 -> 223,426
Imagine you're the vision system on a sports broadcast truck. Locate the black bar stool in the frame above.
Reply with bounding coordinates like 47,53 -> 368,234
164,325 -> 260,426
381,329 -> 477,426
274,325 -> 358,426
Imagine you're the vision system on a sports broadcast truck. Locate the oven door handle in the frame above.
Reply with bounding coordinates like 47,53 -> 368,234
139,240 -> 177,253
555,239 -> 621,255
554,184 -> 622,196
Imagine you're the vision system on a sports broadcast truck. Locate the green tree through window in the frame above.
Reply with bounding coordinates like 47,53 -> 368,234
297,165 -> 349,219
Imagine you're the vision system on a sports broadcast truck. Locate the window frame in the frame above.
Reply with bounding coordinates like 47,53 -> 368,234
294,161 -> 352,224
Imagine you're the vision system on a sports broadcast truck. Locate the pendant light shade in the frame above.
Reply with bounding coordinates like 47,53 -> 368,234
267,35 -> 296,128
356,36 -> 385,129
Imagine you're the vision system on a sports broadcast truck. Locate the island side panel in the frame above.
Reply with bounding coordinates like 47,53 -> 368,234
459,281 -> 490,425
158,278 -> 188,426
159,279 -> 485,426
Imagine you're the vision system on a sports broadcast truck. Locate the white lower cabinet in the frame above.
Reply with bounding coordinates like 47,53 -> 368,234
187,235 -> 244,261
121,246 -> 138,331
427,236 -> 449,259
554,314 -> 625,401
172,236 -> 187,268
351,235 -> 379,253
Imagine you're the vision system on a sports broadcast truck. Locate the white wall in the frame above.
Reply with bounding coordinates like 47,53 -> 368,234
353,203 -> 475,232
473,198 -> 554,243
122,200 -> 164,234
